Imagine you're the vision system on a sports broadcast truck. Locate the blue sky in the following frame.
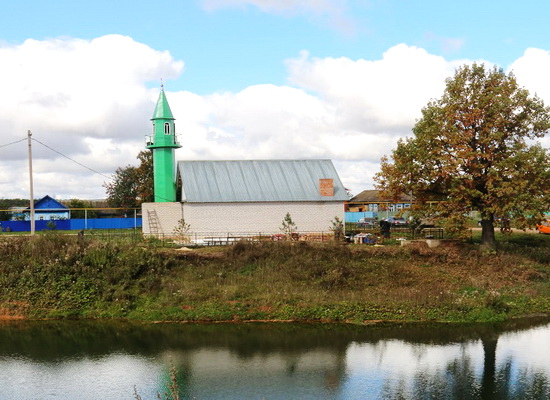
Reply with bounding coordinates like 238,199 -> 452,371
4,0 -> 549,93
1,0 -> 549,198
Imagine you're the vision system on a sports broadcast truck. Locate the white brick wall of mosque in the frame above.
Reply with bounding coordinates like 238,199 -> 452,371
142,202 -> 344,237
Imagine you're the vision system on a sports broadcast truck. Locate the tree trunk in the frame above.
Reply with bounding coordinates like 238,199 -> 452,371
481,338 -> 498,400
480,215 -> 496,249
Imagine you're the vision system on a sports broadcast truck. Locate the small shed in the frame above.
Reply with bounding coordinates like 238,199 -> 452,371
23,195 -> 70,221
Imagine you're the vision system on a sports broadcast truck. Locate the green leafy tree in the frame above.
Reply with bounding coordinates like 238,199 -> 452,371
104,150 -> 153,209
0,207 -> 12,222
0,199 -> 28,221
105,164 -> 140,209
0,211 -> 10,222
66,199 -> 97,219
135,150 -> 154,203
376,63 -> 550,249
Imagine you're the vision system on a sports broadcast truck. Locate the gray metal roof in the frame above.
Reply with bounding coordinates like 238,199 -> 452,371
178,160 -> 348,203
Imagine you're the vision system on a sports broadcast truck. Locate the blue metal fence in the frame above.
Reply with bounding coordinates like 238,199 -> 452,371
0,218 -> 142,232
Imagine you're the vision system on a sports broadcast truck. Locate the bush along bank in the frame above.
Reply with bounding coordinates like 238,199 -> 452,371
0,232 -> 548,323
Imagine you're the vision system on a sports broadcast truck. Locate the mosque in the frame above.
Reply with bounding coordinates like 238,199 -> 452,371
141,87 -> 347,240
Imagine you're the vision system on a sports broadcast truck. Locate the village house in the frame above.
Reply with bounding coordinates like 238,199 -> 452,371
18,195 -> 70,221
346,190 -> 413,213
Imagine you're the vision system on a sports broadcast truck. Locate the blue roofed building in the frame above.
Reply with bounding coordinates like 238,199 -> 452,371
22,195 -> 70,221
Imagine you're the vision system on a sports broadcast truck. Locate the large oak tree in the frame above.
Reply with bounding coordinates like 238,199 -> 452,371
376,63 -> 550,248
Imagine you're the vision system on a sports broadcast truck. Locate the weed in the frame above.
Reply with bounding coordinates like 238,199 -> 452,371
329,216 -> 344,242
172,218 -> 191,245
280,212 -> 297,240
134,364 -> 180,400
0,234 -> 548,323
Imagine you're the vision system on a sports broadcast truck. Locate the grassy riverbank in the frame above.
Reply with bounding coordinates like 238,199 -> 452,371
0,232 -> 548,323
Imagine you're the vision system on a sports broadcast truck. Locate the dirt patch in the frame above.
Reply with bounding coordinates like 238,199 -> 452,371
0,301 -> 29,320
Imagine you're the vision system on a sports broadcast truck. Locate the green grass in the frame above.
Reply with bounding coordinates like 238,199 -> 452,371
0,233 -> 548,323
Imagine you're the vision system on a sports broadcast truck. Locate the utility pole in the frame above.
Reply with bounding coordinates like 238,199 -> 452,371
28,130 -> 35,235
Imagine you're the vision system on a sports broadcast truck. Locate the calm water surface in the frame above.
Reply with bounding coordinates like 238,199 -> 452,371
0,318 -> 548,399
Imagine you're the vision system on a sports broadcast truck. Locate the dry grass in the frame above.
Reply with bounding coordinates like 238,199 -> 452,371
1,234 -> 548,322
151,239 -> 548,322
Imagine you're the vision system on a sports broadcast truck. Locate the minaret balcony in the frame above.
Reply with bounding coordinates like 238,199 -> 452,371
145,135 -> 181,149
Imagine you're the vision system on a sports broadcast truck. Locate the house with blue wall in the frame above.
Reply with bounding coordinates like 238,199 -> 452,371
345,190 -> 413,223
22,195 -> 70,221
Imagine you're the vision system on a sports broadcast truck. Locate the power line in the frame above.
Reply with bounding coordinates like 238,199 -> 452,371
3,135 -> 170,202
31,137 -> 112,180
0,138 -> 26,149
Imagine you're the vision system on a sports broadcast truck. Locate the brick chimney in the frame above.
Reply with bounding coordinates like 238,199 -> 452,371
319,179 -> 334,196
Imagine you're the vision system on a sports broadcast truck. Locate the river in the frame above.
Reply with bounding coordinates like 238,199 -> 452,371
0,318 -> 548,399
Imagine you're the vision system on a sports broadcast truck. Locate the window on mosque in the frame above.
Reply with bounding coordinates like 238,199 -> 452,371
164,123 -> 170,134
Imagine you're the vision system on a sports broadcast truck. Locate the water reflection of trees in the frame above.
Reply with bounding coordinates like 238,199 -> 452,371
1,318 -> 547,360
494,359 -> 550,400
0,318 -> 548,399
380,337 -> 549,400
381,347 -> 480,399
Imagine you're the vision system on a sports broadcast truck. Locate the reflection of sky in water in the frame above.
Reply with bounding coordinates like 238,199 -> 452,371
496,324 -> 550,396
342,340 -> 484,398
164,349 -> 345,399
342,323 -> 550,399
0,354 -> 164,400
497,325 -> 550,375
0,323 -> 548,399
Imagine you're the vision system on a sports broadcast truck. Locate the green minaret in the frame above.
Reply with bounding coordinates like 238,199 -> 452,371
146,85 -> 181,202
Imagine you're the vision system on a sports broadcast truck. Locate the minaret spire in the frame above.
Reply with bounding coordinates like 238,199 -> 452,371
146,85 -> 181,202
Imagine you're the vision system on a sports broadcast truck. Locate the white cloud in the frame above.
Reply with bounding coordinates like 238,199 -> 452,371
509,48 -> 550,102
0,36 -> 548,200
286,45 -> 465,133
0,35 -> 183,199
0,35 -> 182,136
165,44 -> 478,194
508,48 -> 550,149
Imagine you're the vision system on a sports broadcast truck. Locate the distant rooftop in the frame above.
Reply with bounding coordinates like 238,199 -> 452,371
349,190 -> 413,203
